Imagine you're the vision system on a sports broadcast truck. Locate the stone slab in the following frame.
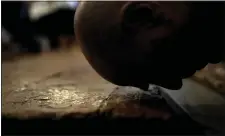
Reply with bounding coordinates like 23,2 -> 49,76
2,47 -> 208,134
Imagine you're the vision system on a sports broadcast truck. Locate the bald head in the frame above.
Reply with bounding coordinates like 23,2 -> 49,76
75,2 -> 224,90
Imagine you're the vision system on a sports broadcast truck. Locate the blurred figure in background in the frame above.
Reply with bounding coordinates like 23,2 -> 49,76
29,1 -> 78,50
2,1 -> 79,54
2,1 -> 41,53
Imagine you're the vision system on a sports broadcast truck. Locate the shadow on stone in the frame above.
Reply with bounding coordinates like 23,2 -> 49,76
2,114 -> 207,135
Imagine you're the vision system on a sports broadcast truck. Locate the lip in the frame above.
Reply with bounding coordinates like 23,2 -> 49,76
181,70 -> 197,78
155,78 -> 183,90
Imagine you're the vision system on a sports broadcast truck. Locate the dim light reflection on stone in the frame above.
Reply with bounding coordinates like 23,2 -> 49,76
39,86 -> 104,108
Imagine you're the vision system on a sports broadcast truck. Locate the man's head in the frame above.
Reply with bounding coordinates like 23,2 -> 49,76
75,2 -> 224,90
